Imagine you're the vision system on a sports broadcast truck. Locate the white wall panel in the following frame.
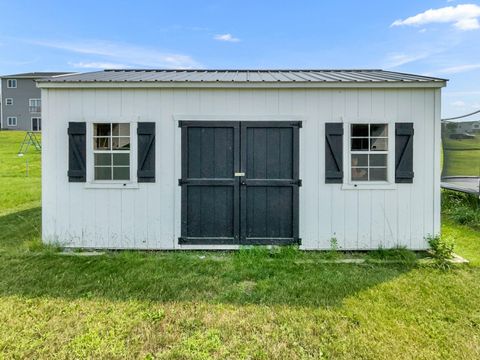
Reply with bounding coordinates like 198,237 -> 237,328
42,87 -> 440,250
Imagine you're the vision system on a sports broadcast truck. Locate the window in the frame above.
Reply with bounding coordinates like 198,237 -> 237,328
93,123 -> 131,181
29,99 -> 41,113
5,98 -> 13,105
31,117 -> 41,131
7,117 -> 17,127
350,124 -> 388,182
7,79 -> 17,88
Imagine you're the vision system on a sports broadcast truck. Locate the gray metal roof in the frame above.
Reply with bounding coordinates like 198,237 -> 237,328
2,72 -> 74,79
38,69 -> 447,84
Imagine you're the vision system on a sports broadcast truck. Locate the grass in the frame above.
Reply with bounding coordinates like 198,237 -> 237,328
443,136 -> 480,151
442,189 -> 480,229
443,149 -> 480,177
442,134 -> 480,177
0,131 -> 41,215
1,131 -> 480,359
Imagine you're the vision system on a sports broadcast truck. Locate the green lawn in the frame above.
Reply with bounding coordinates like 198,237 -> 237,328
1,131 -> 480,359
443,136 -> 480,151
0,131 -> 41,216
442,135 -> 480,177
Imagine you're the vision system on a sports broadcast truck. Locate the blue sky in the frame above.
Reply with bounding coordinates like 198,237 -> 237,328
0,0 -> 479,117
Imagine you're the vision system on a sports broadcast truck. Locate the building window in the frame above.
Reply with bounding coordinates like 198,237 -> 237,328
29,99 -> 41,113
7,79 -> 17,88
350,123 -> 388,182
32,117 -> 41,131
7,117 -> 17,127
93,123 -> 131,181
5,98 -> 13,105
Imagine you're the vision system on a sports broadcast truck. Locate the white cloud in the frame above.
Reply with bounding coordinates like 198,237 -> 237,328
384,52 -> 428,68
454,17 -> 480,29
392,4 -> 480,31
435,63 -> 480,73
214,33 -> 240,42
30,39 -> 201,68
452,100 -> 466,106
69,61 -> 130,69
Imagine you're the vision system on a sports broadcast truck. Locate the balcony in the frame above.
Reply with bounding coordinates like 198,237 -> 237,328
29,106 -> 41,113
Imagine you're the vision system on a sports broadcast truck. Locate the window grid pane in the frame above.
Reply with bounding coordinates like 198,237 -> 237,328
350,124 -> 389,182
93,123 -> 130,181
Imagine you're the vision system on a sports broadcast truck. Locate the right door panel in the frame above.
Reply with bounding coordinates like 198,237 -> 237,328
241,122 -> 300,245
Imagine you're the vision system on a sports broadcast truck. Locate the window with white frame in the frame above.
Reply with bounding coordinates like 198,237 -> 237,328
7,79 -> 17,88
93,123 -> 131,181
31,117 -> 41,131
7,117 -> 17,127
5,98 -> 13,105
29,98 -> 41,113
350,123 -> 388,182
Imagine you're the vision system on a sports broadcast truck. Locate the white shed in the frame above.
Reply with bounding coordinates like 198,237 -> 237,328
37,69 -> 446,250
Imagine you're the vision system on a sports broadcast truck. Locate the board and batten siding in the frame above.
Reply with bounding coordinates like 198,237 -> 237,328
41,87 -> 441,250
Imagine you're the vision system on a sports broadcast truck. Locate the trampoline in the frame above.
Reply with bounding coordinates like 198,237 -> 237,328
441,176 -> 480,195
441,111 -> 480,197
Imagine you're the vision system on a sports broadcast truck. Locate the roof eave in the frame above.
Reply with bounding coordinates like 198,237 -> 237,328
1,72 -> 75,79
36,80 -> 447,89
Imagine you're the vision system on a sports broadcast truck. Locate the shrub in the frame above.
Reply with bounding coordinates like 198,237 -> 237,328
426,234 -> 455,269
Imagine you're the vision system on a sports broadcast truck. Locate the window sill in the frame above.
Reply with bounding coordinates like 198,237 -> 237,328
342,183 -> 397,190
84,182 -> 139,189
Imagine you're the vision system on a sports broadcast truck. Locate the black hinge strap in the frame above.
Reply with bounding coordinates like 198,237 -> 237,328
69,134 -> 85,172
326,134 -> 341,172
397,133 -> 412,170
138,134 -> 154,171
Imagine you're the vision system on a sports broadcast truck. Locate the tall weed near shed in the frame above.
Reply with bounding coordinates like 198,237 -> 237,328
442,190 -> 480,229
426,234 -> 455,269
366,247 -> 418,264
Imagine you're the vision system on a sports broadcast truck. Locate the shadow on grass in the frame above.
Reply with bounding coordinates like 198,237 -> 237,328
0,207 -> 414,308
0,206 -> 41,251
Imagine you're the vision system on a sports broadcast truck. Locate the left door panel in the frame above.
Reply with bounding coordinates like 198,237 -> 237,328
179,121 -> 240,244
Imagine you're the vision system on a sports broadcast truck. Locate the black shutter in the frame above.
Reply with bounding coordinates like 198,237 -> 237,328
137,122 -> 156,182
395,123 -> 414,183
325,123 -> 344,183
68,122 -> 86,182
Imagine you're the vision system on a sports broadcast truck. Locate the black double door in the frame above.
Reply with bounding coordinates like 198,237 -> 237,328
179,121 -> 301,245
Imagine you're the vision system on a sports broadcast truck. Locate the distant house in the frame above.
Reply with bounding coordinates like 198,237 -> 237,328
448,120 -> 480,134
0,72 -> 73,131
454,120 -> 480,134
38,69 -> 446,250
